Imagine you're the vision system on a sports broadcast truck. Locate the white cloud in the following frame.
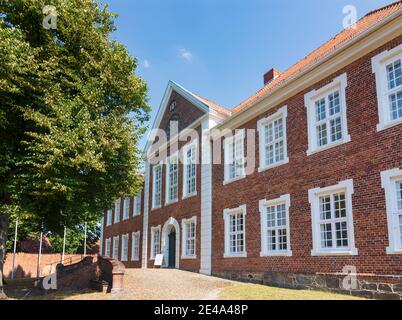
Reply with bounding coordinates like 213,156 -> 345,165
143,59 -> 150,68
179,48 -> 193,62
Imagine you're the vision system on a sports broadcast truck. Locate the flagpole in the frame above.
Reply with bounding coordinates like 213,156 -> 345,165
11,217 -> 18,280
62,225 -> 66,264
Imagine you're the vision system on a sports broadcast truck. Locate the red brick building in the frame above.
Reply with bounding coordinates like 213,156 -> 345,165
102,2 -> 402,298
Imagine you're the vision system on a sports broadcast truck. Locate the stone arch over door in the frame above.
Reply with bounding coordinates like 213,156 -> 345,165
161,217 -> 180,269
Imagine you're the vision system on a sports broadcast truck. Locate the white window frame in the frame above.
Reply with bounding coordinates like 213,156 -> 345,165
152,164 -> 162,209
166,152 -> 179,204
133,192 -> 142,216
381,168 -> 402,254
372,44 -> 402,131
150,225 -> 161,260
121,234 -> 129,261
182,140 -> 197,199
308,179 -> 357,256
114,199 -> 121,223
259,194 -> 292,257
123,197 -> 130,220
105,238 -> 111,257
257,106 -> 289,172
223,129 -> 245,184
131,231 -> 141,261
304,73 -> 351,155
112,235 -> 119,260
223,204 -> 247,258
181,216 -> 197,259
106,209 -> 112,226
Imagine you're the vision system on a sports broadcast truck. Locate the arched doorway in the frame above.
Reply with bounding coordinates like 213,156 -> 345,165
162,217 -> 180,269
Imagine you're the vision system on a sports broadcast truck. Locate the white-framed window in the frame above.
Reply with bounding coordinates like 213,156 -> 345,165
372,44 -> 402,131
112,235 -> 119,260
114,199 -> 121,223
308,179 -> 357,256
304,73 -> 351,155
106,209 -> 112,226
224,130 -> 245,184
182,140 -> 197,198
123,197 -> 130,220
133,192 -> 142,216
150,226 -> 161,260
131,231 -> 141,261
259,194 -> 292,256
381,168 -> 402,254
181,216 -> 197,259
152,164 -> 162,209
166,153 -> 179,204
105,238 -> 111,257
223,205 -> 247,258
257,106 -> 289,172
121,234 -> 129,261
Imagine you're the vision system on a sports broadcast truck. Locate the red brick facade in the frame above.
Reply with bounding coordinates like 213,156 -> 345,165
211,35 -> 402,277
101,4 -> 402,297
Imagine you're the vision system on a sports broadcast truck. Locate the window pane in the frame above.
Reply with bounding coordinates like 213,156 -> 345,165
389,91 -> 402,121
335,222 -> 348,248
397,181 -> 402,211
316,123 -> 328,146
266,207 -> 275,227
315,98 -> 326,121
319,196 -> 331,220
330,117 -> 342,142
276,204 -> 286,227
387,60 -> 402,90
329,91 -> 341,115
320,223 -> 332,248
399,215 -> 402,247
334,193 -> 347,218
278,229 -> 287,250
267,230 -> 276,251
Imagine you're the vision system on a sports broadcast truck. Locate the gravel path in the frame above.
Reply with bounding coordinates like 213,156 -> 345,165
110,269 -> 235,300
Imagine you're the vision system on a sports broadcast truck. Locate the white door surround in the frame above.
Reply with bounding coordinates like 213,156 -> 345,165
161,217 -> 180,268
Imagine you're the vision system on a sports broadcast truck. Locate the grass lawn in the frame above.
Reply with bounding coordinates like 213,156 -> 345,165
218,284 -> 365,300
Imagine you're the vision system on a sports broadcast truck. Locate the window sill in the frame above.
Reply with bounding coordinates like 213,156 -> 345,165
307,135 -> 351,156
223,175 -> 246,186
181,255 -> 197,260
151,206 -> 162,211
386,247 -> 402,255
223,252 -> 247,258
122,217 -> 129,221
165,199 -> 179,206
131,258 -> 140,262
258,157 -> 289,173
133,213 -> 141,218
311,248 -> 358,256
182,192 -> 197,200
260,250 -> 292,257
377,118 -> 402,132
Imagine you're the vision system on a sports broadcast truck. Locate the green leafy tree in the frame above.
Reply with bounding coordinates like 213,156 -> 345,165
0,0 -> 149,294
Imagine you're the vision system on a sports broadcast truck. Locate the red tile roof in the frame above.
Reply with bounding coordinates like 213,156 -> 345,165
232,1 -> 402,113
191,92 -> 232,116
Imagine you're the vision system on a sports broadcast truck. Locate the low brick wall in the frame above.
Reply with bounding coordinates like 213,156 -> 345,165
55,256 -> 100,291
213,271 -> 402,300
3,253 -> 85,279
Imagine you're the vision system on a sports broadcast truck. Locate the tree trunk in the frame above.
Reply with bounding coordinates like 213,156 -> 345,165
0,214 -> 8,299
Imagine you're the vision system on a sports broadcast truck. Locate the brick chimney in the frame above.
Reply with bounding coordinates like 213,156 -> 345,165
264,68 -> 281,86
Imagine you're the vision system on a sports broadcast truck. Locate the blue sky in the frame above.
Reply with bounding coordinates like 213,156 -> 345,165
102,0 -> 394,149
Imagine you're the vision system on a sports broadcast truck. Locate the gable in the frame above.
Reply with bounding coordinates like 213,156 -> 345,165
157,89 -> 206,134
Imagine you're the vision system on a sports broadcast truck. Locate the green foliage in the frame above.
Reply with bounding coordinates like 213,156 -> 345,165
0,0 -> 149,234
